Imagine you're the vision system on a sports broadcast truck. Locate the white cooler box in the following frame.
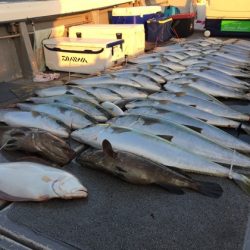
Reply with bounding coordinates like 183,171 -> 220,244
69,24 -> 145,58
43,37 -> 125,74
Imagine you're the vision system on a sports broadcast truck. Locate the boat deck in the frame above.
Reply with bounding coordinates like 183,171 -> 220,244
0,32 -> 250,250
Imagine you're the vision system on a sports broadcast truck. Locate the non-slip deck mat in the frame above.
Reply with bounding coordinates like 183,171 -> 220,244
5,160 -> 250,250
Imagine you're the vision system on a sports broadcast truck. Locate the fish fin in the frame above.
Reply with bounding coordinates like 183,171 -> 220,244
66,82 -> 77,86
185,125 -> 202,133
0,122 -> 8,126
159,100 -> 170,105
189,104 -> 197,108
65,91 -> 74,95
102,139 -> 117,159
232,173 -> 250,195
199,118 -> 208,123
3,139 -> 19,150
0,190 -> 28,202
157,183 -> 184,195
157,135 -> 173,142
175,92 -> 186,97
242,124 -> 250,135
195,181 -> 223,198
166,166 -> 192,178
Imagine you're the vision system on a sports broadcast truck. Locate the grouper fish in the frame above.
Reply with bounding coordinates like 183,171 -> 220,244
126,107 -> 250,152
0,109 -> 69,138
71,124 -> 250,194
0,127 -> 75,166
0,162 -> 87,201
77,140 -> 223,198
109,114 -> 250,166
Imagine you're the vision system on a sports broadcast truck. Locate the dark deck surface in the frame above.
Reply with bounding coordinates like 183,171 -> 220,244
0,45 -> 250,250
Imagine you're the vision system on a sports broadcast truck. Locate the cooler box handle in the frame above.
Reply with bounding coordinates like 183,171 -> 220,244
106,39 -> 124,55
44,45 -> 104,54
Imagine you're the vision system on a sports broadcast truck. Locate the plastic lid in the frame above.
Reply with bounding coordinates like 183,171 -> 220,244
171,12 -> 196,19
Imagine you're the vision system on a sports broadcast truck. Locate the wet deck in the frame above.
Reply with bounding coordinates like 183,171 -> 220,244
0,35 -> 250,250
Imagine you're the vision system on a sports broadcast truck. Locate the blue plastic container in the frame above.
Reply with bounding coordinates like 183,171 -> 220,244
112,14 -> 159,24
146,17 -> 173,43
111,6 -> 162,25
163,6 -> 180,18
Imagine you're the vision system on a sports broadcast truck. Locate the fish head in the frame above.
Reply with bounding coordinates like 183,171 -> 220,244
1,127 -> 31,150
52,175 -> 88,199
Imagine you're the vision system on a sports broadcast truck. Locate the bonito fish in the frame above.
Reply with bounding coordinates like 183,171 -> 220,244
109,71 -> 166,84
0,109 -> 69,138
110,114 -> 250,167
71,124 -> 250,194
16,103 -> 95,129
126,106 -> 250,152
35,85 -> 99,104
27,95 -> 110,122
125,99 -> 248,128
0,162 -> 87,201
188,63 -> 250,78
77,140 -> 223,198
70,75 -> 142,88
79,87 -> 123,102
0,127 -> 75,166
165,79 -> 250,100
149,92 -> 250,121
184,69 -> 249,90
163,83 -> 222,103
94,84 -> 148,99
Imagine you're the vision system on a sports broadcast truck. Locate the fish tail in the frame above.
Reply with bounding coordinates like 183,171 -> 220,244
194,181 -> 223,198
232,173 -> 250,195
242,124 -> 250,135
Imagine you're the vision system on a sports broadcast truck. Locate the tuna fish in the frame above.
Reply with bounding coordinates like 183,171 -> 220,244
109,114 -> 250,167
71,124 -> 250,194
126,106 -> 250,152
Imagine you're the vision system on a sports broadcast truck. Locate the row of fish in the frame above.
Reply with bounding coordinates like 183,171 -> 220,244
1,37 -> 250,202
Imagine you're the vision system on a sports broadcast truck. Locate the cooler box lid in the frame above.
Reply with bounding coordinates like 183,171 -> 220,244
70,24 -> 144,30
43,37 -> 124,48
112,6 -> 162,16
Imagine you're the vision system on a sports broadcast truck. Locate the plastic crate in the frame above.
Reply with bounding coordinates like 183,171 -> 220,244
112,6 -> 162,24
171,12 -> 195,37
146,17 -> 173,43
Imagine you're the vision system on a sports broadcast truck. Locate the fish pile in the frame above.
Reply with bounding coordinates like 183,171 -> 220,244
1,37 -> 250,201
